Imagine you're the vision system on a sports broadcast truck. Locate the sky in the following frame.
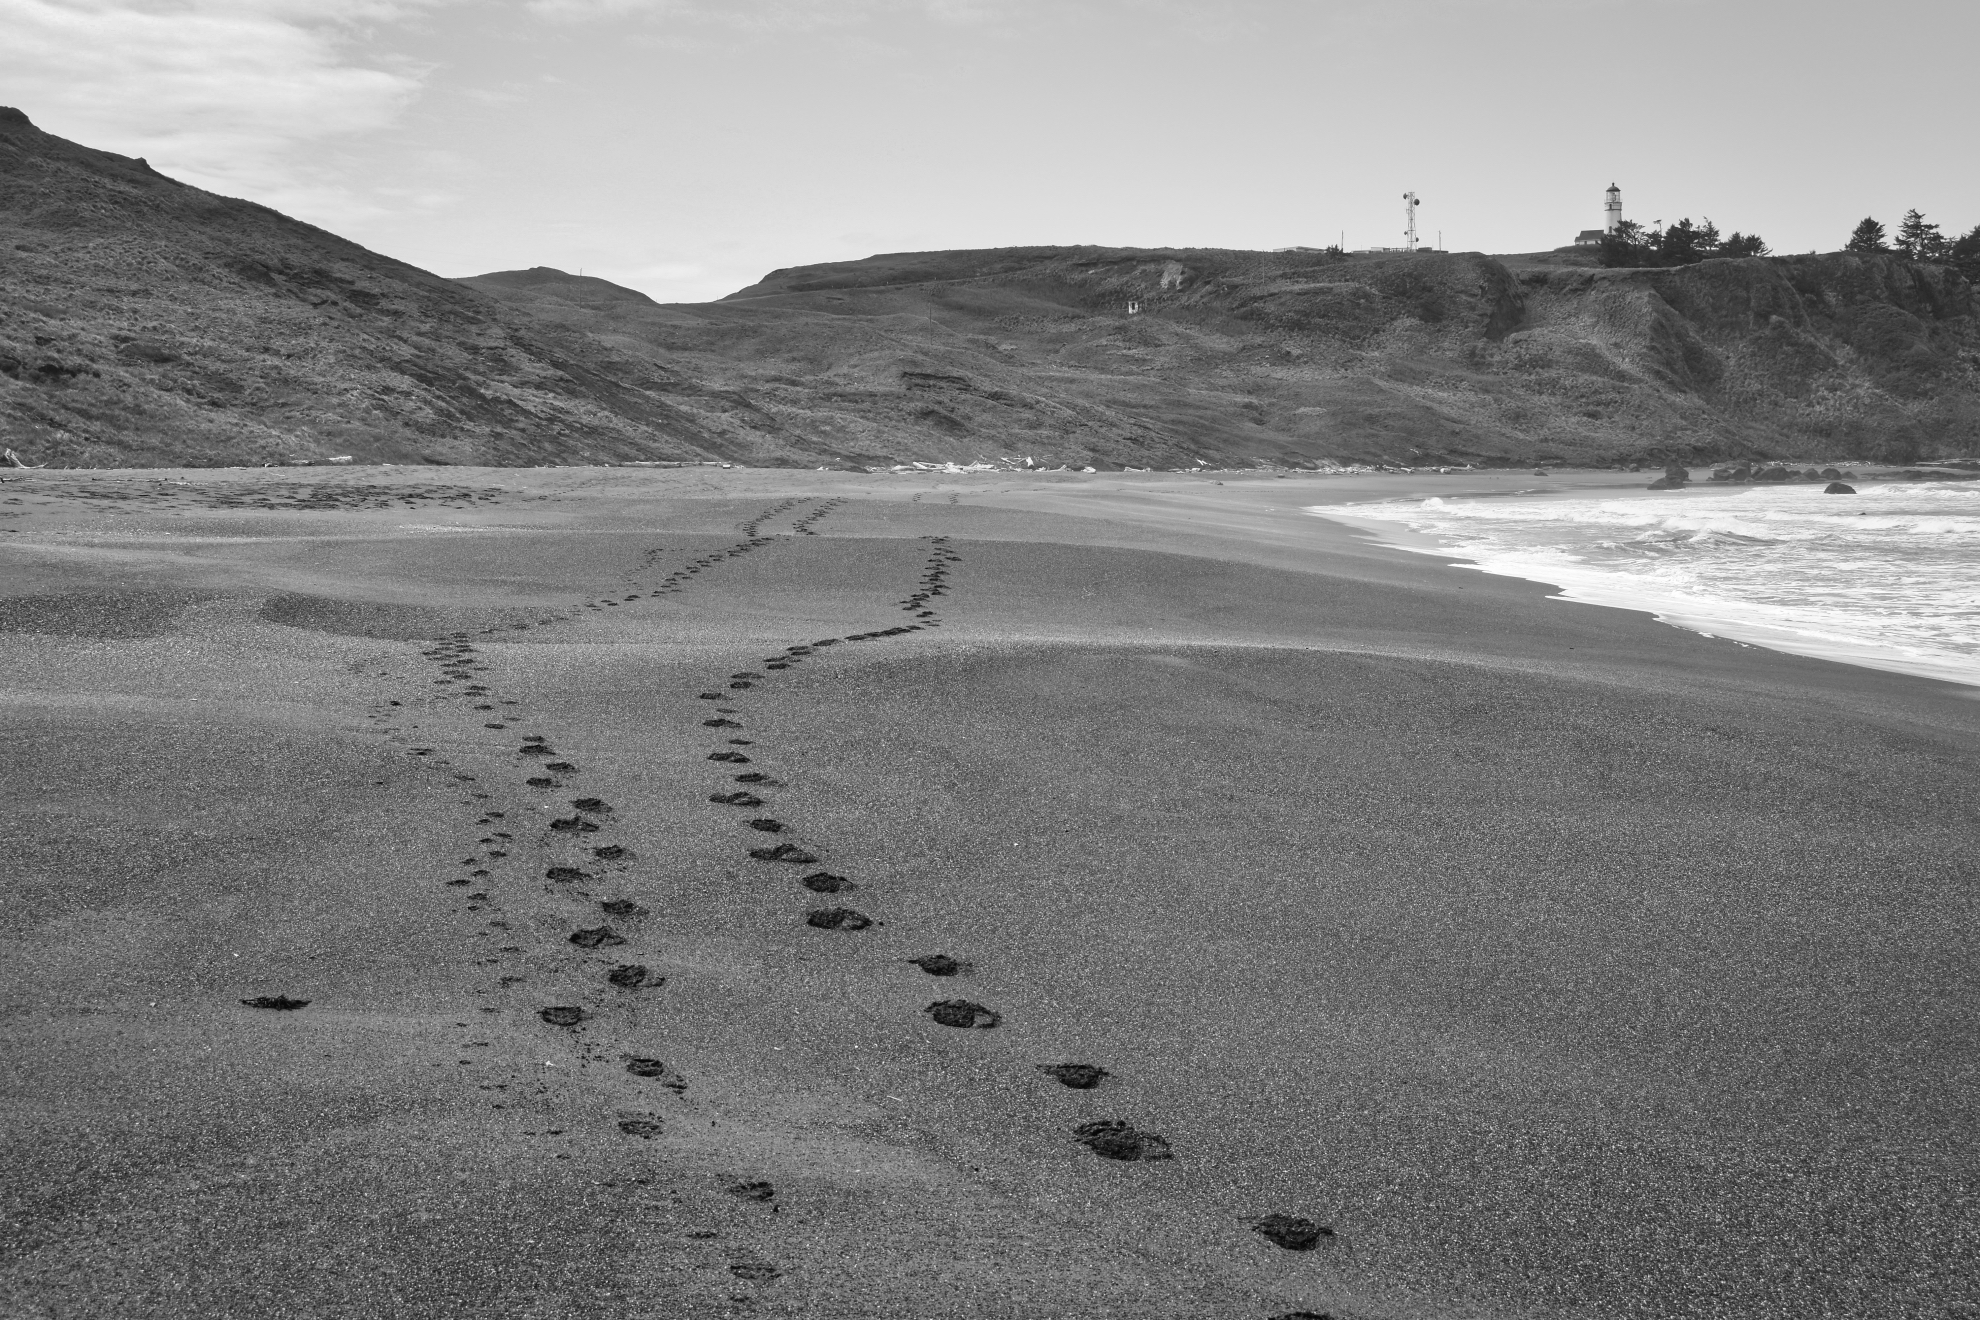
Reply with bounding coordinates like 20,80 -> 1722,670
4,0 -> 1977,303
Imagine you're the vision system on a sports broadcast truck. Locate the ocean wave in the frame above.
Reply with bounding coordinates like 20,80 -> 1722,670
1313,484 -> 1980,687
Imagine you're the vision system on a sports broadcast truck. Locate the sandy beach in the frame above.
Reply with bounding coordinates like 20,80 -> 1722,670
3,465 -> 1974,1320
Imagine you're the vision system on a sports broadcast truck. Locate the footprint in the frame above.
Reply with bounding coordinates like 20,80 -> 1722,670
550,816 -> 601,833
732,772 -> 778,785
600,899 -> 648,917
618,1117 -> 664,1138
704,719 -> 742,729
728,1262 -> 780,1282
805,908 -> 872,931
750,843 -> 817,863
546,761 -> 577,772
725,1181 -> 776,1202
547,866 -> 593,883
746,819 -> 785,833
593,845 -> 629,860
801,872 -> 852,893
708,751 -> 750,763
569,926 -> 625,948
1245,1215 -> 1334,1251
1041,1063 -> 1109,1089
571,797 -> 613,814
526,777 -> 557,789
1073,1120 -> 1172,1162
907,954 -> 962,976
608,964 -> 661,988
709,791 -> 765,806
924,999 -> 1000,1029
240,995 -> 310,1010
539,1006 -> 587,1026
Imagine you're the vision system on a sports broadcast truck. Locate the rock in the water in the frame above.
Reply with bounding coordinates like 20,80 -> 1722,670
1824,481 -> 1857,494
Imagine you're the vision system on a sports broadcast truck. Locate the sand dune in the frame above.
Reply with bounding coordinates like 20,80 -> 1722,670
3,466 -> 1974,1319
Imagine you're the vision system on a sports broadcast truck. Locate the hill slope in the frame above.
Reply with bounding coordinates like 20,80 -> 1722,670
0,109 -> 758,468
471,245 -> 1980,469
5,107 -> 1975,469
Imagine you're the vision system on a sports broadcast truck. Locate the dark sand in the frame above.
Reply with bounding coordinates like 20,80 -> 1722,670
2,466 -> 1974,1319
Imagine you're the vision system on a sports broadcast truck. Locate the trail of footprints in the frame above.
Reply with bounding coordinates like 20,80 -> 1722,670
266,495 -> 1336,1313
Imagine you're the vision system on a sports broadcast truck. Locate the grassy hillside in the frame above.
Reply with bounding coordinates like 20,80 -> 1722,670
0,109 -> 750,468
470,243 -> 1980,469
5,107 -> 1975,469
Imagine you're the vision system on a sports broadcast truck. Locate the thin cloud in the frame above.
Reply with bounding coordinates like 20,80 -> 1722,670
0,0 -> 434,223
524,0 -> 1013,29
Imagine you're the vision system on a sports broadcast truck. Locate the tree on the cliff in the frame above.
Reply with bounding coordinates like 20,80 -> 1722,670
1895,209 -> 1949,261
1948,224 -> 1980,280
1659,218 -> 1718,263
1598,216 -> 1768,267
1845,217 -> 1889,253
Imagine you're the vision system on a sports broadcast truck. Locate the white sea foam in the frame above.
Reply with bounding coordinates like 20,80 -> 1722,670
1311,482 -> 1980,688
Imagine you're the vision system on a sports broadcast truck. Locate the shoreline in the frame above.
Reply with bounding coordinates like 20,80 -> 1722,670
1306,480 -> 1980,693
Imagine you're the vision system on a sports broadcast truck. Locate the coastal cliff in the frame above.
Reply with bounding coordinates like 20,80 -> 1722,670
4,107 -> 1975,469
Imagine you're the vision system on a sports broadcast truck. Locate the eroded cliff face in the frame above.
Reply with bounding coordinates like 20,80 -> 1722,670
4,105 -> 1973,469
1495,255 -> 1980,462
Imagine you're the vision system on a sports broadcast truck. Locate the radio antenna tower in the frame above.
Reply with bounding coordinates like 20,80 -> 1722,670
1402,191 -> 1420,253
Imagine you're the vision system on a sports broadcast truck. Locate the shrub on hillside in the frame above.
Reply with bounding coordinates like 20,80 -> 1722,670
1598,217 -> 1769,268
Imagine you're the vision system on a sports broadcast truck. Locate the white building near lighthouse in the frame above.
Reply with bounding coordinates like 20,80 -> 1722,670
1575,184 -> 1623,245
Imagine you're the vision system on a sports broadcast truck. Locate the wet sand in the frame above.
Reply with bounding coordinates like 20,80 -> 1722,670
3,465 -> 1975,1320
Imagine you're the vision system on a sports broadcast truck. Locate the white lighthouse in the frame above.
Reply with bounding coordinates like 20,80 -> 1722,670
1604,183 -> 1623,234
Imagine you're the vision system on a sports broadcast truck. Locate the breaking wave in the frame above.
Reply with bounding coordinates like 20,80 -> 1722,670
1312,483 -> 1980,688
